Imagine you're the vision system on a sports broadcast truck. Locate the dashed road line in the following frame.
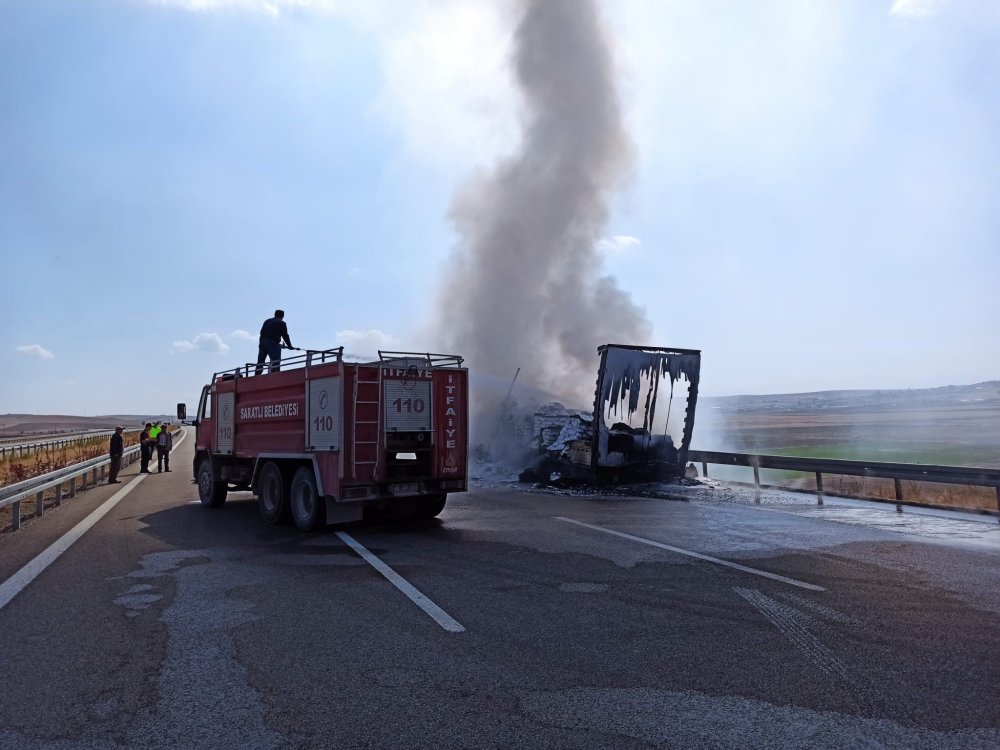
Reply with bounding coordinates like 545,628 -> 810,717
555,516 -> 825,591
335,531 -> 466,633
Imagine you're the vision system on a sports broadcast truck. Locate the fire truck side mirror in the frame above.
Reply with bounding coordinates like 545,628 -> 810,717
177,403 -> 187,421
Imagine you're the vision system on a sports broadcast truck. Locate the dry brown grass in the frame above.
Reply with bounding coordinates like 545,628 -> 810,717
0,432 -> 143,488
778,473 -> 999,512
0,429 -> 174,532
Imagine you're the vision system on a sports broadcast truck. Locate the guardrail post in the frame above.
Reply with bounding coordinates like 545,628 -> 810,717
894,478 -> 903,512
35,490 -> 44,517
702,462 -> 708,478
815,472 -> 824,506
11,500 -> 20,530
751,459 -> 761,503
54,483 -> 63,507
92,468 -> 98,487
995,487 -> 1000,525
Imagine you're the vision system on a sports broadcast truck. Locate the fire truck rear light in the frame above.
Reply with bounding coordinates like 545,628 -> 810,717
441,480 -> 465,490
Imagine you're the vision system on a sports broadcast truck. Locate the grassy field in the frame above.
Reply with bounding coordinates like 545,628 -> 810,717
697,384 -> 1000,512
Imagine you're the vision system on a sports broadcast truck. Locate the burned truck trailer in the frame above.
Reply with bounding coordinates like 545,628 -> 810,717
531,344 -> 700,483
183,348 -> 468,530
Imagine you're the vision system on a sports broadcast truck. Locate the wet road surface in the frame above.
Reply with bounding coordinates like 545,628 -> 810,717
1,431 -> 998,749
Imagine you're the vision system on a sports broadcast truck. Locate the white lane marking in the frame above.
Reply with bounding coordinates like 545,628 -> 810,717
555,516 -> 826,592
0,477 -> 147,610
335,531 -> 466,633
0,429 -> 188,612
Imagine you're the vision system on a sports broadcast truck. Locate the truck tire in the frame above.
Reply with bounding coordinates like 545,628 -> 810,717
257,461 -> 288,525
414,494 -> 446,519
290,467 -> 326,531
197,458 -> 228,508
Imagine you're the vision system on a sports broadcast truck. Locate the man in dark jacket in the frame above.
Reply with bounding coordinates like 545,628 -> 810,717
255,309 -> 294,375
108,426 -> 124,484
139,423 -> 153,474
156,427 -> 173,473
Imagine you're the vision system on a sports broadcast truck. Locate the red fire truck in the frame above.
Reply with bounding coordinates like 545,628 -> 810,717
179,348 -> 468,530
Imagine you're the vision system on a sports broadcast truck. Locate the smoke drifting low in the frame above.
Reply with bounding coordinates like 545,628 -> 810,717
437,0 -> 651,422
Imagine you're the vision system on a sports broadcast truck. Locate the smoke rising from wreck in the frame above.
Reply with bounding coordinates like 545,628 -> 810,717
437,0 -> 652,434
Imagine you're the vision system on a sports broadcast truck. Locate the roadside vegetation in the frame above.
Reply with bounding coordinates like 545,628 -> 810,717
0,432 -> 143,488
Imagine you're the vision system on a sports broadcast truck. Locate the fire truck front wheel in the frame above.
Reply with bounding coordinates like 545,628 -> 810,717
197,459 -> 228,508
290,467 -> 326,531
257,461 -> 291,525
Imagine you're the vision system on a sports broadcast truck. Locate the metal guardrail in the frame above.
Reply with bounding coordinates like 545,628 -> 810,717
0,429 -> 142,459
688,449 -> 1000,520
0,429 -> 115,446
213,347 -> 345,380
0,429 -> 181,532
0,446 -> 141,531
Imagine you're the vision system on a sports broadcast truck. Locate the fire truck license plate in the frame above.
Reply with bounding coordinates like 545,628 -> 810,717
389,483 -> 418,495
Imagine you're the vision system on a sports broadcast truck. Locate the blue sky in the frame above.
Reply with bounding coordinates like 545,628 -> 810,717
1,0 -> 998,416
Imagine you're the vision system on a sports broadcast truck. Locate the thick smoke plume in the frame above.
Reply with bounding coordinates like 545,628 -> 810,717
437,0 -> 651,434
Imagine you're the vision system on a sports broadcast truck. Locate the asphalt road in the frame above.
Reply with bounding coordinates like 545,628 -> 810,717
1,430 -> 998,749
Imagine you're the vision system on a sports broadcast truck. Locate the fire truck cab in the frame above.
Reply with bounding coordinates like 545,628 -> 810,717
181,348 -> 468,530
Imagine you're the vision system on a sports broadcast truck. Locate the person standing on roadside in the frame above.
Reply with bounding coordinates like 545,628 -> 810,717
108,426 -> 124,484
139,422 -> 153,474
255,309 -> 294,375
156,426 -> 173,473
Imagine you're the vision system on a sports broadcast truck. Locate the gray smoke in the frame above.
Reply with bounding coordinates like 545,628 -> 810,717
438,0 -> 651,428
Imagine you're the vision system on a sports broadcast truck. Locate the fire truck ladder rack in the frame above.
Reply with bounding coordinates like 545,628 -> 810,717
378,351 -> 464,368
212,347 -> 345,381
352,364 -> 383,480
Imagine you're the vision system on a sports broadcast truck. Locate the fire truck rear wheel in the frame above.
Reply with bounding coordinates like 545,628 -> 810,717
257,461 -> 289,525
290,467 -> 326,531
197,459 -> 228,508
415,494 -> 446,519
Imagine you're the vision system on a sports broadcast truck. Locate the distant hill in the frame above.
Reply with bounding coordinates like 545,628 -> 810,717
0,414 -> 175,437
703,381 -> 1000,414
697,381 -> 1000,467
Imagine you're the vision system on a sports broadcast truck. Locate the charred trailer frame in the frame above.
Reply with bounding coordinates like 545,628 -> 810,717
590,344 -> 701,481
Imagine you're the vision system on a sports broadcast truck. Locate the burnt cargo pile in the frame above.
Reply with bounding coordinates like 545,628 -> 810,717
519,344 -> 701,485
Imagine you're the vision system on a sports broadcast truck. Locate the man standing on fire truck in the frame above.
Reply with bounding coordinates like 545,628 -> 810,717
255,309 -> 294,375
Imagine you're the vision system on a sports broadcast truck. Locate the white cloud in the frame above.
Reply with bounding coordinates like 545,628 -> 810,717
890,0 -> 943,17
148,0 -> 284,12
144,0 -> 517,167
336,328 -> 400,359
597,235 -> 641,254
170,332 -> 231,354
230,329 -> 256,341
16,344 -> 55,359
